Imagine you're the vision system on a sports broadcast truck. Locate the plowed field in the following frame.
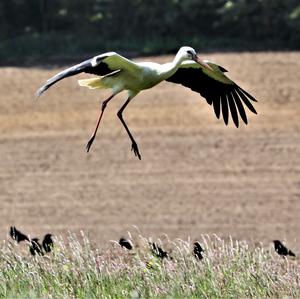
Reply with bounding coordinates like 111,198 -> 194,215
0,52 -> 299,250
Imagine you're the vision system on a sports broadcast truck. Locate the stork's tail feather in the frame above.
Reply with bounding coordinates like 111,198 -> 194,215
78,78 -> 103,89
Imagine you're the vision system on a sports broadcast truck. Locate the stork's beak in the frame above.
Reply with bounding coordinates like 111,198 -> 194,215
194,55 -> 213,71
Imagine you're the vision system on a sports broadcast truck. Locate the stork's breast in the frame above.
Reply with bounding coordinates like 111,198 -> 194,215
139,69 -> 162,90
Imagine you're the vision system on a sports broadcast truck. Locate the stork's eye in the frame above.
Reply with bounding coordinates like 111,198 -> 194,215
186,50 -> 193,58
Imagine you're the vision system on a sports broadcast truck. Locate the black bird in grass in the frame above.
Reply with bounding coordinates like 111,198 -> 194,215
10,226 -> 30,243
42,234 -> 54,253
273,240 -> 296,257
119,237 -> 133,250
29,238 -> 44,256
151,242 -> 169,259
9,227 -> 54,256
193,241 -> 204,260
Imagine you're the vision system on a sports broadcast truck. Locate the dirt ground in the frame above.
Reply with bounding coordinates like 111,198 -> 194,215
0,52 -> 299,251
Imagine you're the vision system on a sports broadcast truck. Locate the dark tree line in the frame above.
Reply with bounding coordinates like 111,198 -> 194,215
0,0 -> 299,63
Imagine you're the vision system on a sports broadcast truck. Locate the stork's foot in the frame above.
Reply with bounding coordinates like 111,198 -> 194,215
86,135 -> 95,152
131,141 -> 141,160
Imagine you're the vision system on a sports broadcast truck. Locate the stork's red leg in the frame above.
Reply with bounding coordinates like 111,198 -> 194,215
117,97 -> 141,160
86,93 -> 116,152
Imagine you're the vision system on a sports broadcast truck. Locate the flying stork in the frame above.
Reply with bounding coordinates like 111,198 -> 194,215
36,46 -> 257,160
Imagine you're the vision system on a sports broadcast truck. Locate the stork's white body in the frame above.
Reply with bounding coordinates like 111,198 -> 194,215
81,54 -> 191,94
101,61 -> 165,93
36,46 -> 258,159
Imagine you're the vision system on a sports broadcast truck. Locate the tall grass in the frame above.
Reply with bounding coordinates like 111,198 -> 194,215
0,232 -> 299,298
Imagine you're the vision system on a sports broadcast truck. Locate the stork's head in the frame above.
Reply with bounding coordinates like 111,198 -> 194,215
176,46 -> 197,61
176,46 -> 212,70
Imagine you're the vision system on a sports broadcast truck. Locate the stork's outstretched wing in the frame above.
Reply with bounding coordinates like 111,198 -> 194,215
36,52 -> 139,98
166,61 -> 257,127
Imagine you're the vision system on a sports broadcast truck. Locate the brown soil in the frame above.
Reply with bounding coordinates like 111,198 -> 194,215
0,52 -> 299,251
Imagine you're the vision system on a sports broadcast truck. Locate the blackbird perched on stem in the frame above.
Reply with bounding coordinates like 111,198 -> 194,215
151,242 -> 169,259
42,234 -> 54,253
10,226 -> 30,243
119,237 -> 133,250
29,238 -> 44,256
273,240 -> 296,257
193,241 -> 204,260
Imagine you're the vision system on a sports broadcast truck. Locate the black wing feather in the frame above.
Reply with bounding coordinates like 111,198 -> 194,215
227,93 -> 239,127
238,86 -> 257,102
218,65 -> 228,72
232,90 -> 248,124
221,94 -> 229,125
166,67 -> 257,127
36,56 -> 114,98
236,88 -> 257,114
213,96 -> 221,119
206,97 -> 214,105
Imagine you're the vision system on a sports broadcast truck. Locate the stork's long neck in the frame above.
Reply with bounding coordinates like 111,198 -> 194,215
159,54 -> 184,79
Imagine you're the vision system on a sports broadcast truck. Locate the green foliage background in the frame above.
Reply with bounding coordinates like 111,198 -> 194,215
0,0 -> 299,63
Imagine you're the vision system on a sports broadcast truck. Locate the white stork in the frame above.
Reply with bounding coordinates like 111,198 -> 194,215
36,46 -> 257,160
